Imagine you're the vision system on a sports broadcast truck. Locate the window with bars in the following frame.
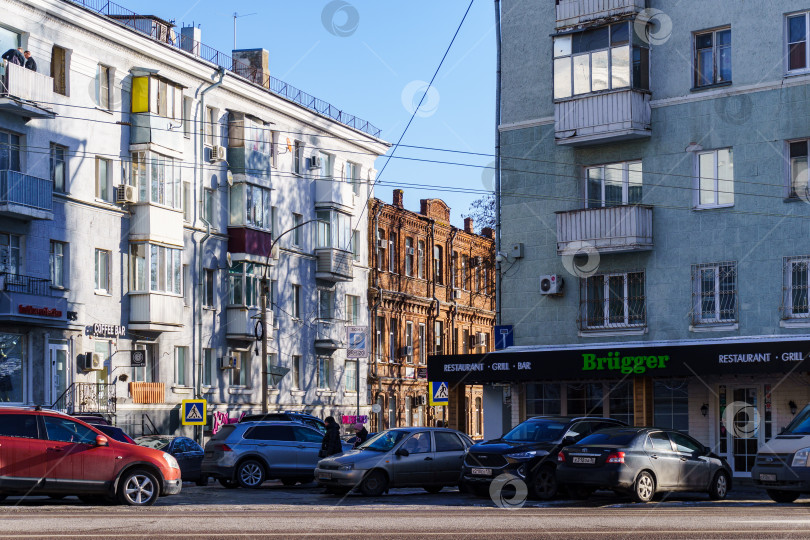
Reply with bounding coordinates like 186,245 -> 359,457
692,262 -> 737,324
580,272 -> 646,330
783,256 -> 810,319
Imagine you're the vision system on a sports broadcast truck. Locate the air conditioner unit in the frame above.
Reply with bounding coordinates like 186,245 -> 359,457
219,356 -> 238,370
115,184 -> 137,204
309,154 -> 322,169
210,145 -> 227,162
82,352 -> 104,372
406,247 -> 415,255
376,239 -> 385,249
539,274 -> 564,296
477,333 -> 486,346
453,290 -> 462,300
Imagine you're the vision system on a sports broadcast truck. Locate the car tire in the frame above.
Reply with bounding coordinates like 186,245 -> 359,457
218,478 -> 239,489
708,471 -> 729,500
423,485 -> 443,494
631,471 -> 655,503
236,460 -> 266,489
767,489 -> 800,503
530,465 -> 558,500
281,478 -> 298,487
117,469 -> 159,506
195,476 -> 209,487
359,470 -> 388,496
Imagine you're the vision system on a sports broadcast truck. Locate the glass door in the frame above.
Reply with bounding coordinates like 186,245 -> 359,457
720,386 -> 762,476
49,343 -> 69,410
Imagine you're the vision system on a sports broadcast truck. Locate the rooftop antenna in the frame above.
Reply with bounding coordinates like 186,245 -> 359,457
233,12 -> 257,51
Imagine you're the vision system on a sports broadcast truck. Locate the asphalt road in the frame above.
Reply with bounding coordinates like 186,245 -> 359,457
3,482 -> 810,539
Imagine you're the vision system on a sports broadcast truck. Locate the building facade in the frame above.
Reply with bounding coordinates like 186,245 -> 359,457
369,189 -> 495,435
0,0 -> 387,437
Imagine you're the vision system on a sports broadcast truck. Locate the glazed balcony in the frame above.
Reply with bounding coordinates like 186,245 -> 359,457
555,0 -> 646,28
226,306 -> 273,340
555,89 -> 651,146
314,320 -> 344,354
0,62 -> 55,119
129,293 -> 184,331
0,170 -> 53,220
556,205 -> 653,254
128,204 -> 183,247
314,178 -> 354,211
315,248 -> 353,282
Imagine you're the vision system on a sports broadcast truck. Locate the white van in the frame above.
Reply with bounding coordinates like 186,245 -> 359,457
751,404 -> 810,503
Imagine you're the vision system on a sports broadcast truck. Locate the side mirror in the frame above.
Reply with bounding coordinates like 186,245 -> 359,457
395,448 -> 410,457
95,435 -> 109,447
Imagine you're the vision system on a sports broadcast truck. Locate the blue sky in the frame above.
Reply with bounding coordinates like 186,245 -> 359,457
129,0 -> 496,228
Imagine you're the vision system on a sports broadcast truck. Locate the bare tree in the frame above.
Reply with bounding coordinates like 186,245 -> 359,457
464,194 -> 495,230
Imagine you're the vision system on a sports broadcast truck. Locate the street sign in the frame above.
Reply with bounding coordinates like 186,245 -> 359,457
429,382 -> 449,406
346,326 -> 368,358
495,325 -> 513,350
181,399 -> 207,426
417,367 -> 427,380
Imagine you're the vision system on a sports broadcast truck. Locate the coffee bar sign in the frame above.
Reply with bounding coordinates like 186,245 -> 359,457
87,324 -> 126,338
428,339 -> 810,384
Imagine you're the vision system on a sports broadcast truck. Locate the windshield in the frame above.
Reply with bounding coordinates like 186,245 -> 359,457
135,437 -> 172,450
577,431 -> 638,446
784,404 -> 810,434
358,430 -> 408,452
503,419 -> 568,443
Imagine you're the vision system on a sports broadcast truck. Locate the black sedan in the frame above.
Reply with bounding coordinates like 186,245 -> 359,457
135,435 -> 208,485
556,427 -> 731,503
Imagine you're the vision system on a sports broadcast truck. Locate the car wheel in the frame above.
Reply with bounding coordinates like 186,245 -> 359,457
767,489 -> 800,503
708,471 -> 729,500
631,471 -> 655,503
530,465 -> 558,500
281,478 -> 298,487
218,478 -> 239,489
117,469 -> 159,506
195,476 -> 209,487
237,460 -> 266,489
423,485 -> 443,494
359,470 -> 388,497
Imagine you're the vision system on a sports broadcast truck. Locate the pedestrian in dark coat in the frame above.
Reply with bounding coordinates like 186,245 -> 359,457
320,416 -> 343,457
352,422 -> 368,448
2,47 -> 24,66
23,51 -> 36,72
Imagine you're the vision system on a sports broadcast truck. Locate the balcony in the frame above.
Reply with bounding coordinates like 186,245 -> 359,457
129,382 -> 165,404
314,320 -> 344,354
0,170 -> 54,220
315,248 -> 353,282
555,0 -> 646,28
226,306 -> 273,341
0,272 -> 67,326
556,205 -> 653,254
555,89 -> 651,146
128,203 -> 183,247
0,62 -> 55,120
314,178 -> 354,211
130,113 -> 184,154
129,293 -> 184,331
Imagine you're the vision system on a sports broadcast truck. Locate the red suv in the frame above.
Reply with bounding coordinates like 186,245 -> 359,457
0,407 -> 181,505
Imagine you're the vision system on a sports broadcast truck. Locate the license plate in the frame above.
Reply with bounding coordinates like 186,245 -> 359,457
471,468 -> 492,476
759,473 -> 777,482
572,456 -> 596,465
318,472 -> 332,480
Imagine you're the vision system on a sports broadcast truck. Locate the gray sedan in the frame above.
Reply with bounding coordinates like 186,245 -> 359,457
315,427 -> 473,496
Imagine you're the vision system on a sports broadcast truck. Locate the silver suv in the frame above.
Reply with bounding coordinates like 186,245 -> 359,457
202,421 -> 351,488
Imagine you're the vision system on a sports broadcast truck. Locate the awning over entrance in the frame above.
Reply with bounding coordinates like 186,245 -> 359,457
427,336 -> 810,384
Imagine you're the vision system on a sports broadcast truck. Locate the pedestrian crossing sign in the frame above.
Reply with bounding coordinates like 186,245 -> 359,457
181,399 -> 207,426
429,382 -> 449,406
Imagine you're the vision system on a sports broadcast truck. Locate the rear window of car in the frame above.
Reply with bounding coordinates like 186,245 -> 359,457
211,425 -> 236,441
576,431 -> 638,446
244,425 -> 294,441
0,413 -> 39,439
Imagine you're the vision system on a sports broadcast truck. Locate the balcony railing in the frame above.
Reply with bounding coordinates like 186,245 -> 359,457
0,63 -> 55,119
51,383 -> 117,415
556,0 -> 646,27
555,89 -> 651,146
556,205 -> 653,254
0,272 -> 54,296
314,320 -> 344,353
129,382 -> 165,404
315,248 -> 354,282
0,170 -> 54,220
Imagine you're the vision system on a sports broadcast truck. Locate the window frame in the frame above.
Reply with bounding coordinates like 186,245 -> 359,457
95,157 -> 112,202
291,355 -> 301,389
94,248 -> 110,294
695,148 -> 734,209
204,269 -> 215,308
50,143 -> 67,193
787,139 -> 810,200
175,346 -> 188,387
97,64 -> 112,110
291,284 -> 301,319
784,256 -> 810,319
585,160 -> 643,208
49,240 -> 66,288
693,27 -> 732,89
317,356 -> 332,390
580,271 -> 646,330
787,12 -> 810,74
692,261 -> 738,325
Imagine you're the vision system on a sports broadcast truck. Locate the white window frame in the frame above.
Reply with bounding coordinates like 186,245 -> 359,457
787,139 -> 810,200
175,346 -> 188,387
292,284 -> 301,319
230,351 -> 250,387
49,240 -> 66,288
291,355 -> 301,389
787,11 -> 810,74
94,248 -> 110,294
405,321 -> 414,364
96,64 -> 112,110
318,289 -> 334,320
582,272 -> 646,329
693,262 -> 738,324
292,213 -> 303,246
695,148 -> 734,209
95,157 -> 112,202
418,323 -> 426,363
346,294 -> 359,325
345,359 -> 358,392
784,256 -> 810,319
317,356 -> 331,390
585,161 -> 643,208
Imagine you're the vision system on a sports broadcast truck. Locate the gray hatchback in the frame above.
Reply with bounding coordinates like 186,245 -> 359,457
202,421 -> 352,488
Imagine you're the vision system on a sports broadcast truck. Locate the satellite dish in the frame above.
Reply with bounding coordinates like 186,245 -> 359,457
226,252 -> 232,267
226,170 -> 234,186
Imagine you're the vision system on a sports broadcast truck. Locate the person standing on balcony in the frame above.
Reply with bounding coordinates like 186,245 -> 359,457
23,51 -> 36,72
1,47 -> 24,66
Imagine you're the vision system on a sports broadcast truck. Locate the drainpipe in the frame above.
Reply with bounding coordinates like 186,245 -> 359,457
449,229 -> 457,354
194,67 -> 225,445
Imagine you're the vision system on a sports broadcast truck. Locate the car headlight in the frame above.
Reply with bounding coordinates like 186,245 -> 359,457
792,447 -> 810,467
338,464 -> 354,471
506,450 -> 538,461
163,452 -> 180,470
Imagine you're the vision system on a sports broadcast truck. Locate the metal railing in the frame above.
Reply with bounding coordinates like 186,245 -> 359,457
51,382 -> 117,415
0,272 -> 54,296
62,0 -> 382,138
0,170 -> 54,212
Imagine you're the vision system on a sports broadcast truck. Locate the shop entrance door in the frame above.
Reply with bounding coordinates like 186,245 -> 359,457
49,343 -> 69,410
721,386 -> 762,477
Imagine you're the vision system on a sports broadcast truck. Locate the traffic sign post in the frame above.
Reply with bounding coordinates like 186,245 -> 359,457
346,326 -> 368,358
181,399 -> 207,426
429,382 -> 449,406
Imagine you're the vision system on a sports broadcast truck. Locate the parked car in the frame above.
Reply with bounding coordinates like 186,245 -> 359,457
202,421 -> 352,489
752,402 -> 810,503
136,435 -> 208,485
463,416 -> 627,499
556,427 -> 731,503
0,407 -> 181,506
95,425 -> 136,444
239,412 -> 326,433
315,428 -> 474,496
72,414 -> 110,426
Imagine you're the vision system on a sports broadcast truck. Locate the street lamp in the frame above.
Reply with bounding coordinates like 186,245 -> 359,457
260,218 -> 326,414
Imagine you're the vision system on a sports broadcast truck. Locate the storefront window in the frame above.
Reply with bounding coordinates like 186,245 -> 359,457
653,380 -> 689,432
0,333 -> 23,403
608,381 -> 634,426
567,383 -> 604,416
525,383 -> 561,417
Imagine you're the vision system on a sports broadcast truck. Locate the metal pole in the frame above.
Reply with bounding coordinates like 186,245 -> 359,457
261,275 -> 269,414
494,0 -> 502,327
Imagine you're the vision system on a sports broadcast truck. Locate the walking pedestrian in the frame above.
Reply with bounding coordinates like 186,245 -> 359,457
319,416 -> 343,457
2,47 -> 24,66
352,422 -> 368,448
23,51 -> 36,72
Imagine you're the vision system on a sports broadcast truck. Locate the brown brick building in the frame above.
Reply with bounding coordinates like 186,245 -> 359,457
367,190 -> 496,436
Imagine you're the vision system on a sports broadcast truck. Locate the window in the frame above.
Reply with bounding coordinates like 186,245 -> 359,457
345,359 -> 358,392
346,295 -> 359,325
482,268 -> 488,295
405,321 -> 414,363
204,269 -> 215,308
0,131 -> 21,172
389,318 -> 398,361
784,256 -> 810,319
182,182 -> 192,221
293,140 -> 302,175
270,280 -> 278,317
388,232 -> 396,273
315,209 -> 352,250
433,245 -> 443,284
292,284 -> 301,318
352,230 -> 360,261
474,398 -> 483,436
0,233 -> 20,275
270,131 -> 279,168
694,28 -> 731,88
319,152 -> 334,179
51,45 -> 67,95
696,148 -> 734,208
203,348 -> 214,386
586,161 -> 642,208
376,228 -> 385,270
131,151 -> 182,209
375,316 -> 384,361
405,237 -> 414,276
317,356 -> 331,389
245,425 -> 294,441
567,383 -> 604,416
0,414 -> 38,439
43,416 -> 96,444
231,351 -> 249,387
130,244 -> 145,291
132,344 -> 154,382
417,240 -> 425,279
434,320 -> 443,354
155,79 -> 181,119
318,289 -> 334,320
291,355 -> 301,389
95,157 -> 111,202
147,244 -> 182,294
418,323 -> 426,363
388,395 -> 397,428
693,262 -> 737,324
463,329 -> 470,354
653,380 -> 689,432
96,64 -> 111,110
228,262 -> 261,306
670,432 -> 702,454
435,431 -> 465,452
461,255 -> 468,290
345,161 -> 360,195
50,143 -> 66,193
788,140 -> 810,200
553,22 -> 647,99
608,381 -> 634,426
175,346 -> 188,387
204,189 -> 214,223
228,183 -> 272,231
94,249 -> 110,293
0,334 -> 23,403
204,106 -> 216,146
581,271 -> 645,329
266,354 -> 277,388
293,213 -> 303,246
49,241 -> 66,288
183,97 -> 193,138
